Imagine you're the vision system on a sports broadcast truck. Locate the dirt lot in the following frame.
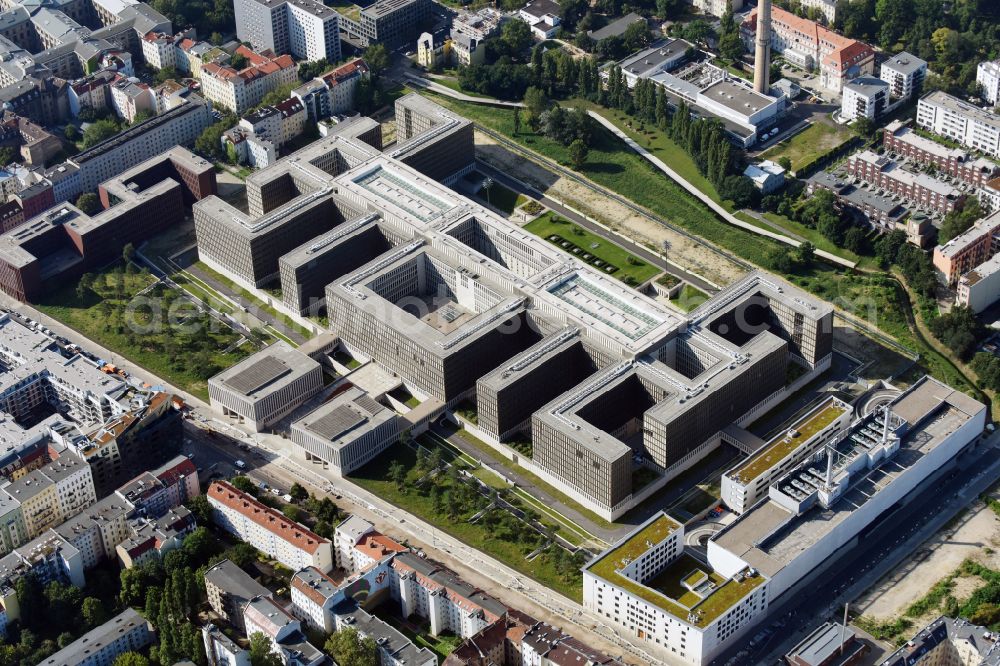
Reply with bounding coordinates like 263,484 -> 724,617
853,498 -> 1000,624
474,131 -> 748,288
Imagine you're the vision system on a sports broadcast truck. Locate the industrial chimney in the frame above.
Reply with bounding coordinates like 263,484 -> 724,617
753,0 -> 772,95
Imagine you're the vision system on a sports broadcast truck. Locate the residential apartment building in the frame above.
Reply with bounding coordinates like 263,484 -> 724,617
880,52 -> 927,101
234,0 -> 341,63
741,6 -> 874,92
884,119 -> 1000,187
293,57 -> 369,120
109,76 -> 155,123
208,480 -> 334,572
115,506 -> 195,568
806,171 -> 909,235
38,609 -> 152,666
689,0 -> 743,18
290,565 -> 342,632
977,59 -> 1000,106
140,31 -> 181,70
845,150 -> 964,216
207,342 -> 323,433
956,252 -> 1000,313
5,458 -> 96,539
114,455 -> 199,518
203,624 -> 250,666
917,90 -> 1000,158
200,46 -> 296,114
238,97 -> 306,148
0,494 -> 26,555
243,596 -> 324,665
204,558 -> 272,632
840,76 -> 887,121
175,38 -> 230,78
934,210 -> 1000,284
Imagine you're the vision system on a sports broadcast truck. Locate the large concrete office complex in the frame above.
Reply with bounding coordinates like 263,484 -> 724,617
207,341 -> 323,433
0,147 -> 214,302
234,0 -> 341,63
585,376 -> 986,665
334,0 -> 430,47
291,385 -> 399,475
199,95 -> 833,518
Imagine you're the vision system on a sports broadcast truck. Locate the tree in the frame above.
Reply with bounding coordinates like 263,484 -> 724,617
187,494 -> 213,524
569,138 -> 588,169
154,67 -> 179,85
64,124 -> 79,141
325,627 -> 378,666
364,43 -> 389,80
298,58 -> 328,81
230,52 -> 248,70
82,119 -> 120,148
843,226 -> 868,254
289,482 -> 308,501
387,460 -> 407,492
230,475 -> 257,495
513,107 -> 521,135
249,632 -> 282,666
622,21 -> 651,53
501,19 -> 532,55
718,175 -> 759,209
929,306 -> 983,361
122,242 -> 136,264
281,504 -> 303,522
195,120 -> 231,160
523,87 -> 549,125
777,156 -> 792,171
852,116 -> 875,139
113,652 -> 150,666
939,198 -> 983,243
81,596 -> 108,628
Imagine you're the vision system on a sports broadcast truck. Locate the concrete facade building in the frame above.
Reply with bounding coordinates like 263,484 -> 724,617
234,0 -> 341,63
841,76 -> 887,121
957,252 -> 1000,313
207,342 -> 323,433
689,0 -> 743,18
290,565 -> 342,632
883,119 -> 1000,187
880,52 -> 926,102
882,616 -> 1000,666
38,608 -> 152,666
977,60 -> 1000,107
291,385 -> 399,475
208,480 -> 334,572
337,0 -> 429,47
292,57 -> 369,120
932,210 -> 1000,284
917,90 -> 1000,158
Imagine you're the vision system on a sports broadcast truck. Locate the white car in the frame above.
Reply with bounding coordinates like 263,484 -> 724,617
235,459 -> 246,469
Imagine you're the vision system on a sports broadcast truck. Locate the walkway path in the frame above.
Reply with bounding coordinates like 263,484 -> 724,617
403,73 -> 524,108
586,111 -> 857,270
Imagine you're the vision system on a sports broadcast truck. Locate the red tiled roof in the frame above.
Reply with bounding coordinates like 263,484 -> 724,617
208,481 -> 329,554
356,532 -> 407,561
157,457 -> 196,487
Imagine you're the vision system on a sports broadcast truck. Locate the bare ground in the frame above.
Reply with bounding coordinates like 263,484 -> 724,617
853,498 -> 1000,624
474,132 -> 748,288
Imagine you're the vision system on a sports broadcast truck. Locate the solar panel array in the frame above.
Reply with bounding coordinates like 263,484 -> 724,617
225,356 -> 292,395
308,405 -> 367,441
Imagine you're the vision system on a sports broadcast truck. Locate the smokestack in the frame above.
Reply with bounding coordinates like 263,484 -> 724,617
753,0 -> 772,95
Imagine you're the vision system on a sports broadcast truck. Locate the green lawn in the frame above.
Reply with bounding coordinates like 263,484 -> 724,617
380,615 -> 463,663
670,283 -> 710,312
524,212 -> 660,285
760,121 -> 853,173
477,181 -> 527,214
434,77 -> 491,99
192,260 -> 314,341
37,266 -> 255,400
349,442 -> 585,599
423,91 -> 783,268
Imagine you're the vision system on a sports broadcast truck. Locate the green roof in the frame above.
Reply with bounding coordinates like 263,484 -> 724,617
735,399 -> 847,482
585,515 -> 765,627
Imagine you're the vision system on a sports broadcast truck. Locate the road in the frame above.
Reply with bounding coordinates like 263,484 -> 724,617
0,292 -> 665,665
712,436 -> 1000,665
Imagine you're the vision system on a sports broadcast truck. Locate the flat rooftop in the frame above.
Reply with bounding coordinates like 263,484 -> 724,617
732,398 -> 849,482
585,513 -> 766,627
618,38 -> 692,77
714,377 -> 985,578
701,78 -> 776,114
922,90 -> 1000,129
292,386 -> 394,450
210,341 -> 319,401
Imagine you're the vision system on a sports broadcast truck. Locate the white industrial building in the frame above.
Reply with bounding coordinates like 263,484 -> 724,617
584,377 -> 986,666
